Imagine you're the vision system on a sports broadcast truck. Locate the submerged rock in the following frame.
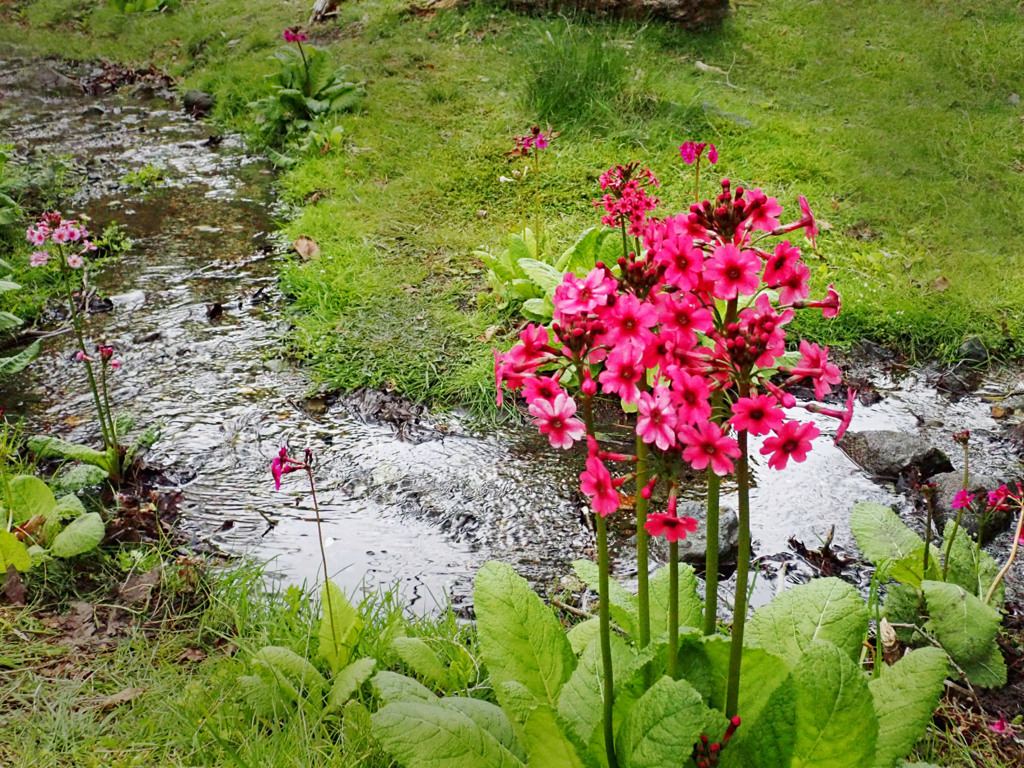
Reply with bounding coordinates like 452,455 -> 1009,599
183,90 -> 214,118
930,471 -> 1015,543
649,501 -> 739,568
838,430 -> 953,480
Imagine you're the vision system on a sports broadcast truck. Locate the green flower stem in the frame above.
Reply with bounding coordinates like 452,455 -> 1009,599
942,443 -> 970,580
703,469 -> 721,635
581,394 -> 617,768
725,429 -> 751,719
62,270 -> 113,452
636,436 -> 651,649
922,485 -> 934,574
693,156 -> 701,203
306,463 -> 340,656
97,361 -> 121,483
296,40 -> 311,97
533,146 -> 542,256
668,538 -> 679,679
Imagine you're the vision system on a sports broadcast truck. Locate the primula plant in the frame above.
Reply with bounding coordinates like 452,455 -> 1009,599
251,27 -> 364,148
0,256 -> 40,376
23,213 -> 126,483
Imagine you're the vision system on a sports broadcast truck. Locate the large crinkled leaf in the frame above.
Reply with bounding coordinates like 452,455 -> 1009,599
392,637 -> 452,689
700,635 -> 792,726
53,464 -> 109,493
27,436 -> 111,470
720,674 -> 797,768
942,524 -> 1003,605
254,645 -> 327,699
0,340 -> 40,374
869,647 -> 949,768
567,616 -> 600,655
475,561 -> 575,709
318,579 -> 361,674
497,682 -> 586,768
792,641 -> 878,768
440,697 -> 525,762
517,258 -> 563,294
0,530 -> 32,572
327,657 -> 376,710
50,512 -> 105,558
958,641 -> 1007,688
649,562 -> 704,639
572,559 -> 640,640
371,700 -> 526,768
851,502 -> 924,578
9,474 -> 56,525
618,676 -> 711,768
921,580 -> 1001,666
746,577 -> 869,665
373,671 -> 434,704
557,630 -> 635,748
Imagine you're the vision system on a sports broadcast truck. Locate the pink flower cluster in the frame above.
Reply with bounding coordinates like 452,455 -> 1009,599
680,141 -> 717,165
25,213 -> 95,269
514,126 -> 550,151
283,26 -> 308,43
496,150 -> 850,540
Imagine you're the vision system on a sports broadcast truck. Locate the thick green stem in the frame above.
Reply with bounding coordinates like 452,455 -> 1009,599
297,42 -> 311,97
668,539 -> 679,679
534,147 -> 542,256
307,464 -> 340,656
694,156 -> 701,203
922,487 -> 933,574
725,431 -> 751,719
63,272 -> 113,450
942,444 -> 971,580
635,436 -> 651,649
703,469 -> 721,635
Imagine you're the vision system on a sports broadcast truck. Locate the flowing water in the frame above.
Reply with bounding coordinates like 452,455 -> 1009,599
2,53 -> 1021,612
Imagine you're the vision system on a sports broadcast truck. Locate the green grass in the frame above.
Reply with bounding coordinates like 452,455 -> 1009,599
3,0 -> 1024,411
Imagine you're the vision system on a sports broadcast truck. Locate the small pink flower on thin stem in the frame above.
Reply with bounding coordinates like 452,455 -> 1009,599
760,420 -> 820,470
580,455 -> 621,516
951,489 -> 976,509
30,251 -> 49,267
271,446 -> 306,490
66,253 -> 85,269
283,26 -> 308,43
798,195 -> 819,249
110,360 -> 122,371
636,386 -> 677,450
528,393 -> 585,450
730,394 -> 784,436
678,421 -> 741,476
645,513 -> 699,542
802,387 -> 857,443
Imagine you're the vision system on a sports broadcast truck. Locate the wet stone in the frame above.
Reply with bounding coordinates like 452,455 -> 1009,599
649,502 -> 739,568
930,471 -> 1016,543
838,430 -> 954,480
958,336 -> 989,365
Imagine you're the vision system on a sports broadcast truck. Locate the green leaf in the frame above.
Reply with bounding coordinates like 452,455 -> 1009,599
958,641 -> 1007,688
555,227 -> 600,272
0,341 -> 39,375
720,674 -> 797,768
0,312 -> 24,332
27,436 -> 111,471
318,579 -> 361,674
55,494 -> 87,518
792,641 -> 878,768
649,562 -> 704,639
921,580 -> 1001,666
254,645 -> 327,699
869,647 -> 948,768
373,671 -> 435,704
238,673 -> 292,719
572,559 -> 640,640
506,232 -> 533,265
700,636 -> 792,726
497,681 -> 587,768
520,297 -> 552,322
567,616 -> 600,655
943,524 -> 1003,604
0,280 -> 21,292
54,464 -> 109,492
618,676 -> 710,768
392,637 -> 452,689
439,697 -> 525,761
8,475 -> 56,525
746,577 -> 869,665
517,258 -> 563,294
557,631 -> 635,748
597,228 -> 626,265
851,502 -> 924,579
0,531 -> 32,572
327,657 -> 376,710
50,512 -> 105,558
888,546 -> 942,589
371,700 -> 526,768
474,561 -> 575,709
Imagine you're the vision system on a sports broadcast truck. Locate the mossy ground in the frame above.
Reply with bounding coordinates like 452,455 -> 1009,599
2,0 -> 1024,411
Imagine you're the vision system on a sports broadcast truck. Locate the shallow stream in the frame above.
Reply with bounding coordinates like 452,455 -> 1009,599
2,52 -> 1021,612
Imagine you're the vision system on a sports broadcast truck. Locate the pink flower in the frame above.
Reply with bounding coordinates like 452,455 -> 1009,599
679,141 -> 714,165
657,292 -> 713,349
598,345 -> 645,404
604,293 -> 658,350
66,253 -> 85,269
580,455 -> 621,516
110,360 -> 122,371
75,350 -> 94,362
803,387 -> 857,443
951,489 -> 976,509
29,251 -> 49,267
988,718 -> 1014,736
271,446 -> 305,490
678,421 -> 741,476
707,144 -> 718,164
821,284 -> 841,319
283,27 -> 308,43
650,225 -> 703,290
988,484 -> 1011,510
760,420 -> 820,470
790,340 -> 842,399
777,260 -> 811,305
553,269 -> 616,317
529,393 -> 585,450
637,387 -> 677,450
522,376 -> 564,405
730,394 -> 784,436
798,195 -> 819,249
668,368 -> 712,425
704,244 -> 761,300
744,190 -> 783,233
762,241 -> 801,287
645,513 -> 699,542
26,226 -> 47,246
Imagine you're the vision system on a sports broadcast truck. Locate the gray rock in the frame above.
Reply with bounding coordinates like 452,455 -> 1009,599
930,471 -> 1014,543
838,430 -> 954,479
649,501 -> 739,567
29,66 -> 80,95
183,89 -> 214,118
957,336 -> 989,365
109,289 -> 146,309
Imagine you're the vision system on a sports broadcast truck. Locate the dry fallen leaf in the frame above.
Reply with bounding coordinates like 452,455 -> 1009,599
119,567 -> 161,606
292,236 -> 320,261
97,687 -> 146,711
477,325 -> 500,342
931,276 -> 951,292
179,648 -> 207,663
992,405 -> 1012,419
3,566 -> 25,606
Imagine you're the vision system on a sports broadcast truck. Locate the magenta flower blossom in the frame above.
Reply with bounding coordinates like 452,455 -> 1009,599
803,387 -> 858,443
707,145 -> 718,164
522,376 -> 564,405
777,260 -> 811,305
762,240 -> 801,287
645,513 -> 699,542
790,340 -> 842,399
679,141 -> 716,165
678,421 -> 741,476
110,360 -> 122,371
730,394 -> 784,436
553,269 -> 616,318
951,489 -> 976,509
605,293 -> 659,350
26,226 -> 48,246
528,393 -> 585,449
283,27 -> 308,43
668,367 -> 713,425
598,345 -> 645,404
66,253 -> 84,269
704,243 -> 761,300
988,718 -> 1014,736
29,251 -> 49,267
760,420 -> 820,470
271,446 -> 305,490
580,455 -> 621,516
657,292 -> 713,349
744,189 -> 783,232
636,387 -> 677,450
798,195 -> 819,249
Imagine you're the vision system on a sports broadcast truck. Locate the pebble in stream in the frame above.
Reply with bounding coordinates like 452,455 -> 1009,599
2,52 -> 1021,612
